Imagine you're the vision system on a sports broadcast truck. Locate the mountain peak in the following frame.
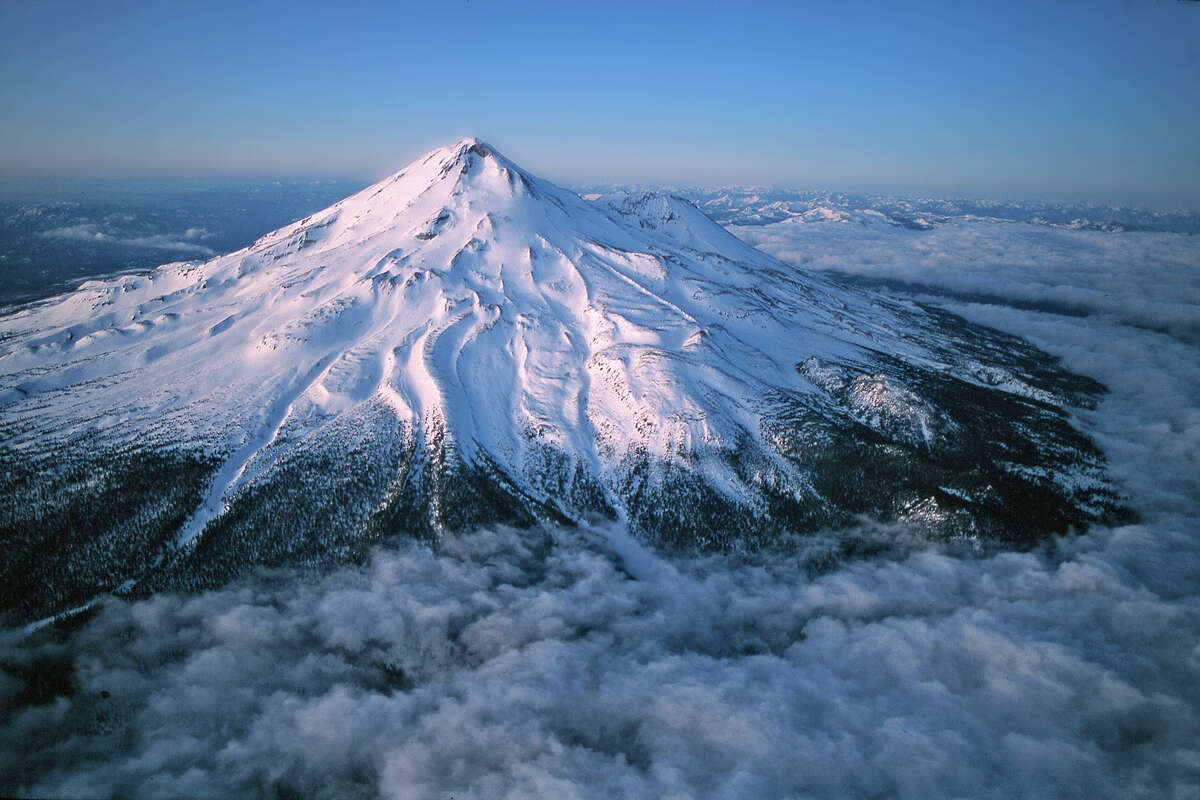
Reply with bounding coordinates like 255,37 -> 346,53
452,136 -> 494,158
442,136 -> 515,179
434,136 -> 509,176
396,136 -> 535,202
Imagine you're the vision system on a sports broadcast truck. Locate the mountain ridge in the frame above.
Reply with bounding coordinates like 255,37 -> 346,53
0,138 -> 1124,624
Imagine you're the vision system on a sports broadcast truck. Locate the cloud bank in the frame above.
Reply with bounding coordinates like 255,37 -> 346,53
40,222 -> 215,255
734,218 -> 1200,343
2,216 -> 1199,799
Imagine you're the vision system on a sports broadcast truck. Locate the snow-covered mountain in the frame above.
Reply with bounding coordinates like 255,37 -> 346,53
0,139 -> 1122,623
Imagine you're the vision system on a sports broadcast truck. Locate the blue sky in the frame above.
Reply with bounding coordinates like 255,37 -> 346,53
1,0 -> 1198,204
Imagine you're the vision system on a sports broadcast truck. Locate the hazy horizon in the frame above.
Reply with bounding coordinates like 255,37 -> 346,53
2,165 -> 1198,213
2,1 -> 1199,207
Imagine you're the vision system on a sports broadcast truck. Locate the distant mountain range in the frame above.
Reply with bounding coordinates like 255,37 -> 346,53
581,186 -> 1200,234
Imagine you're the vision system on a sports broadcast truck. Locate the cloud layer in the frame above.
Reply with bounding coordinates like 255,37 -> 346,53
40,222 -> 215,255
4,512 -> 1197,799
2,216 -> 1199,799
734,218 -> 1200,343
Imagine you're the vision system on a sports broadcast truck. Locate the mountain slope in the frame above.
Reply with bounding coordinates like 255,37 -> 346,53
0,139 -> 1121,623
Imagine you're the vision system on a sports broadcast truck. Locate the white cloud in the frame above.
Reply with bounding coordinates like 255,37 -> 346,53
734,218 -> 1200,343
40,223 -> 214,256
39,222 -> 114,243
120,234 -> 214,254
3,511 -> 1196,798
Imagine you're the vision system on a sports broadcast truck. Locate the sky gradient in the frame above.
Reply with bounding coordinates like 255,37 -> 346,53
1,0 -> 1198,205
